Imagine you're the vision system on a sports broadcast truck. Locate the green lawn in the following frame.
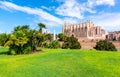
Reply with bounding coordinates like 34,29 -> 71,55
0,47 -> 120,77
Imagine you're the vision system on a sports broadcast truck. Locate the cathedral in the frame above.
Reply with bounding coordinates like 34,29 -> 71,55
107,31 -> 120,41
62,20 -> 106,41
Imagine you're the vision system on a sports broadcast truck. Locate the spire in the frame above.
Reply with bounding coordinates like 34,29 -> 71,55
53,30 -> 56,40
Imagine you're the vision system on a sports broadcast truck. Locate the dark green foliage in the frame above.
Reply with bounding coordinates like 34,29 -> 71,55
62,41 -> 70,49
57,33 -> 67,41
1,24 -> 47,55
8,45 -> 31,55
23,46 -> 31,54
6,30 -> 29,54
62,36 -> 81,49
94,40 -> 117,51
45,34 -> 53,41
37,33 -> 46,47
42,41 -> 49,48
38,23 -> 46,33
0,33 -> 9,46
48,40 -> 60,49
5,25 -> 39,55
27,29 -> 38,51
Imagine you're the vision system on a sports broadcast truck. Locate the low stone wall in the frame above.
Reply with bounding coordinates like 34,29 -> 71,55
113,42 -> 120,51
60,41 -> 120,50
80,41 -> 120,50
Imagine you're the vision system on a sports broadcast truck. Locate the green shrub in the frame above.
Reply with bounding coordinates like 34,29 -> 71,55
62,36 -> 81,49
48,40 -> 60,49
57,33 -> 67,41
62,42 -> 70,49
94,40 -> 117,51
8,49 -> 16,55
23,46 -> 31,54
42,41 -> 49,48
8,45 -> 32,55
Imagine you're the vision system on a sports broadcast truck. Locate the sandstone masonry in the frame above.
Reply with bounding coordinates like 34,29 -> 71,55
62,20 -> 106,41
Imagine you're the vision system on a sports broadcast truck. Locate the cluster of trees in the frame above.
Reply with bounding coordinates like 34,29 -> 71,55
42,33 -> 81,49
0,23 -> 82,55
0,23 -> 53,54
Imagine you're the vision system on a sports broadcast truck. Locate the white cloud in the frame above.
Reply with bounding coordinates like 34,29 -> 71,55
56,0 -> 115,19
87,0 -> 115,7
0,1 -> 62,27
41,6 -> 55,11
88,12 -> 120,32
56,0 -> 83,19
56,0 -> 96,19
41,6 -> 52,11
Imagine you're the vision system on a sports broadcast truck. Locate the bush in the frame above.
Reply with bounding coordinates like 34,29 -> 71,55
42,41 -> 49,48
57,33 -> 67,41
48,40 -> 60,49
8,45 -> 32,55
94,40 -> 117,51
23,46 -> 32,54
62,36 -> 81,49
62,42 -> 70,49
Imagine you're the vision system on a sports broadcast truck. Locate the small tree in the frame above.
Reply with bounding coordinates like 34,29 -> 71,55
57,33 -> 67,41
42,41 -> 49,48
48,40 -> 60,49
62,36 -> 81,49
94,40 -> 117,51
4,26 -> 38,54
5,31 -> 29,54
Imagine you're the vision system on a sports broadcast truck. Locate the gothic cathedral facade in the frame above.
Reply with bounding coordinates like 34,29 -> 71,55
62,20 -> 106,41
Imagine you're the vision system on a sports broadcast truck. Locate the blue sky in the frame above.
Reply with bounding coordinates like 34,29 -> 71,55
0,0 -> 120,33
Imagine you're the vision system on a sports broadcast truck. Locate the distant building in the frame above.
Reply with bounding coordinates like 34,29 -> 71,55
62,20 -> 106,41
107,31 -> 120,41
44,29 -> 50,34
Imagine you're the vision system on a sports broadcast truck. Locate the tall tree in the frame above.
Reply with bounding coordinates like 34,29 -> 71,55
38,23 -> 46,33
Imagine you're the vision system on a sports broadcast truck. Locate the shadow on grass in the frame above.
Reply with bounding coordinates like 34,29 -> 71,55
0,51 -> 9,55
0,47 -> 9,55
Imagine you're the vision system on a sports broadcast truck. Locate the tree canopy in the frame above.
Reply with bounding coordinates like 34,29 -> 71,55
38,23 -> 46,33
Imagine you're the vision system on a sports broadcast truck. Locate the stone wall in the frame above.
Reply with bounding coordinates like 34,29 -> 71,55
80,41 -> 120,51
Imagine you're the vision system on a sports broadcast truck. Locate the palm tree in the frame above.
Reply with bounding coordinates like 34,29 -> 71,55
27,29 -> 38,51
14,25 -> 29,33
5,25 -> 30,54
38,23 -> 46,33
4,31 -> 29,54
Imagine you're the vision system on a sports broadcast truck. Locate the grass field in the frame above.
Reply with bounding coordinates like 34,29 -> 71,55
0,47 -> 120,77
